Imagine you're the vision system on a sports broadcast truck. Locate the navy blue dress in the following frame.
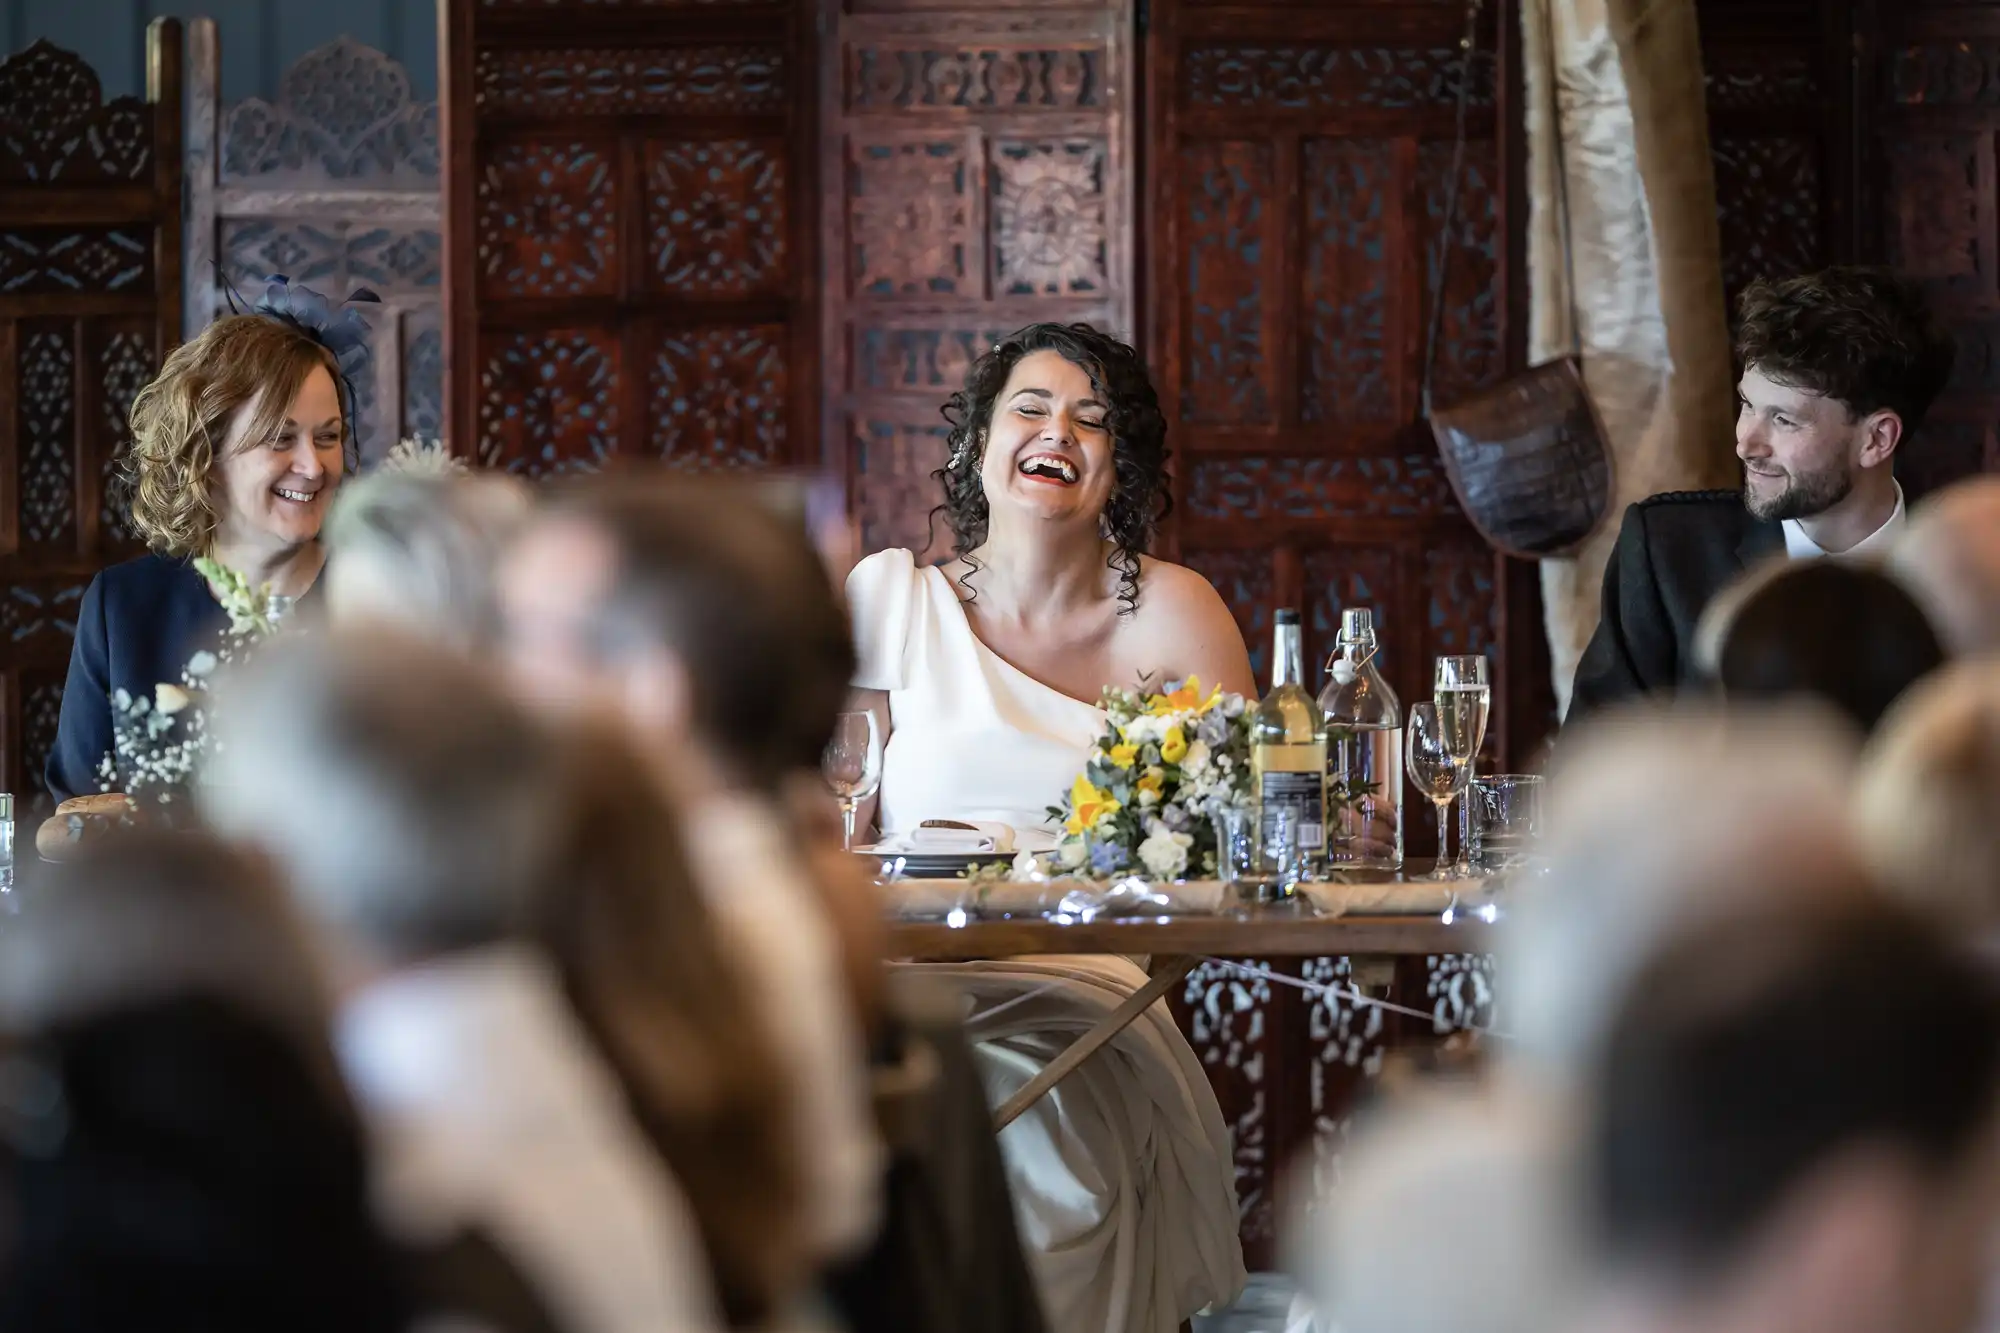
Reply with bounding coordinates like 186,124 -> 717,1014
43,554 -> 320,804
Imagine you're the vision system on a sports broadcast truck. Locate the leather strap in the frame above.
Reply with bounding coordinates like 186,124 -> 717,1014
1422,0 -> 1582,414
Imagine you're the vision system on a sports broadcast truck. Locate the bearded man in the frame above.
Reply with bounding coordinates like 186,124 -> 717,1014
1568,267 -> 1957,720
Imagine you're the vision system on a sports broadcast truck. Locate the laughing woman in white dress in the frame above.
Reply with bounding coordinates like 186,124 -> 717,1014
847,323 -> 1254,850
845,323 -> 1256,1333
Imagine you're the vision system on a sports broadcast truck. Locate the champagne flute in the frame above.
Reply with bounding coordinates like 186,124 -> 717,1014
822,711 -> 883,852
1406,702 -> 1470,881
1434,655 -> 1491,877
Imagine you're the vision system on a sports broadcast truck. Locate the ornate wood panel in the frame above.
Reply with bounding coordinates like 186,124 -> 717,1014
1867,0 -> 2000,496
818,0 -> 1134,559
1146,0 -> 1522,1271
187,25 -> 443,467
442,0 -> 814,477
1697,0 -> 1858,311
0,28 -> 182,814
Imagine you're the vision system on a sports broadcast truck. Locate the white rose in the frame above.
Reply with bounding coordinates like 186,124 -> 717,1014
1182,739 -> 1211,775
1137,826 -> 1193,880
1138,786 -> 1160,807
1056,837 -> 1089,870
155,684 -> 192,715
185,651 -> 219,678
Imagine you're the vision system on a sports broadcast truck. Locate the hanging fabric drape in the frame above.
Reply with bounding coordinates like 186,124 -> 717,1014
1528,0 -> 1737,715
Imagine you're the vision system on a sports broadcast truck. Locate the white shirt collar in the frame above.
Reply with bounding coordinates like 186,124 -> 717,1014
1781,481 -> 1906,560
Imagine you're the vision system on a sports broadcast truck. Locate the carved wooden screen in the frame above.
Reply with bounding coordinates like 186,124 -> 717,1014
1145,0 -> 1518,1267
818,0 -> 1134,559
187,25 -> 443,468
443,0 -> 814,478
0,28 -> 182,813
1867,1 -> 2000,494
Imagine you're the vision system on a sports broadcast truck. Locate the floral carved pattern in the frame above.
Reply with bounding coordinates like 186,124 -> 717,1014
476,46 -> 785,116
0,41 -> 150,183
853,420 -> 951,558
1302,954 -> 1389,1200
1424,544 -> 1498,694
992,139 -> 1107,296
20,328 -> 76,547
1885,136 -> 1982,286
0,584 -> 84,649
0,229 -> 150,295
478,140 -> 619,298
1172,961 -> 1277,1246
1712,136 -> 1823,299
477,330 -> 621,477
849,139 -> 973,298
221,38 -> 437,182
1187,456 -> 1459,523
854,326 -> 1012,393
848,47 -> 1103,111
1181,141 -> 1271,425
1303,138 -> 1392,423
646,139 -> 786,296
1183,45 -> 1494,112
648,326 -> 787,470
403,322 -> 445,443
99,330 -> 152,546
1704,50 -> 1816,110
1889,44 -> 2000,106
1419,139 -> 1501,405
221,222 -> 441,294
1303,546 -> 1398,678
22,680 -> 66,799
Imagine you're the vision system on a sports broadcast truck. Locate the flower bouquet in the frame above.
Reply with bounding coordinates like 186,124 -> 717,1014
1035,675 -> 1254,882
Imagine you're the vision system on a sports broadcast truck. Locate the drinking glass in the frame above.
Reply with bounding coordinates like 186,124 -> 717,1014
821,712 -> 883,852
1433,655 -> 1491,878
1468,774 -> 1544,874
0,792 -> 13,899
1212,805 -> 1257,888
1406,703 -> 1470,881
1257,804 -> 1303,903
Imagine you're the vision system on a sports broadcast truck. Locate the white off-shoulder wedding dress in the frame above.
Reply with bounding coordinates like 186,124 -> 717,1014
847,548 -> 1246,1333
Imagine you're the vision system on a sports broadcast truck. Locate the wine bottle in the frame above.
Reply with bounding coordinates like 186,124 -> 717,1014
1317,607 -> 1404,870
1251,608 -> 1328,887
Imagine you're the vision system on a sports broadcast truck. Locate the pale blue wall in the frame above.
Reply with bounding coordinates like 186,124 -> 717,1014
2,0 -> 437,103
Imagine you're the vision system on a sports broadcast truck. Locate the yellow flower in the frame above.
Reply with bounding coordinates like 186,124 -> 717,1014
1137,769 -> 1164,798
1148,675 -> 1223,717
1160,726 -> 1188,764
1109,743 -> 1139,769
1065,774 -> 1122,837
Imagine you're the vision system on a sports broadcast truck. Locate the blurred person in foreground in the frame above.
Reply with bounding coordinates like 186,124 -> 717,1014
1891,476 -> 2000,657
1571,267 -> 1956,720
1855,658 -> 2000,927
0,833 -> 409,1333
320,446 -> 531,652
1690,558 -> 1945,737
203,628 -> 808,1333
1505,700 -> 1862,1082
499,479 -> 1048,1333
1577,891 -> 2000,1333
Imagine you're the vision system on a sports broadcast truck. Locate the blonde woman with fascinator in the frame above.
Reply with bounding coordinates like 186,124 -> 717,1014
43,277 -> 377,805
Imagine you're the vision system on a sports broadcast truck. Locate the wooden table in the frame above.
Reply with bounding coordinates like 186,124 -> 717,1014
881,876 -> 1498,1126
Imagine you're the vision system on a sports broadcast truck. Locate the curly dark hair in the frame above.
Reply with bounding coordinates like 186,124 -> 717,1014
929,322 -> 1170,615
1735,267 -> 1957,439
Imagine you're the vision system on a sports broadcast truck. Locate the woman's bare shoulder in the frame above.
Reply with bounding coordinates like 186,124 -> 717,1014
1129,556 -> 1258,695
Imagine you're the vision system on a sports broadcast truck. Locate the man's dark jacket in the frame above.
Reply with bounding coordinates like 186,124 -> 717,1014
1567,489 -> 1784,722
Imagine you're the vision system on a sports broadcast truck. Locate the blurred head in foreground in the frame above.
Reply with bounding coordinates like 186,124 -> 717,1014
1505,701 -> 1862,1080
496,476 -> 855,799
1295,1085 -> 1581,1333
1854,658 -> 2000,929
1693,558 -> 1944,737
1585,893 -> 2000,1333
322,462 -> 531,654
199,628 -> 808,1322
0,832 -> 404,1331
1891,476 -> 2000,657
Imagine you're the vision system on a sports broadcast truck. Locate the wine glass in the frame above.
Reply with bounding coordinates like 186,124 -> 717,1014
1433,655 -> 1491,877
1406,702 -> 1470,881
822,711 -> 883,852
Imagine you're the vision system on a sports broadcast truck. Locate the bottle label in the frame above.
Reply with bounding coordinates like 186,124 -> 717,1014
1259,770 -> 1326,851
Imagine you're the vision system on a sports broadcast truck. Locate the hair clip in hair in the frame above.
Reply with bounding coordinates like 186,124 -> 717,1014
243,274 -> 381,388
